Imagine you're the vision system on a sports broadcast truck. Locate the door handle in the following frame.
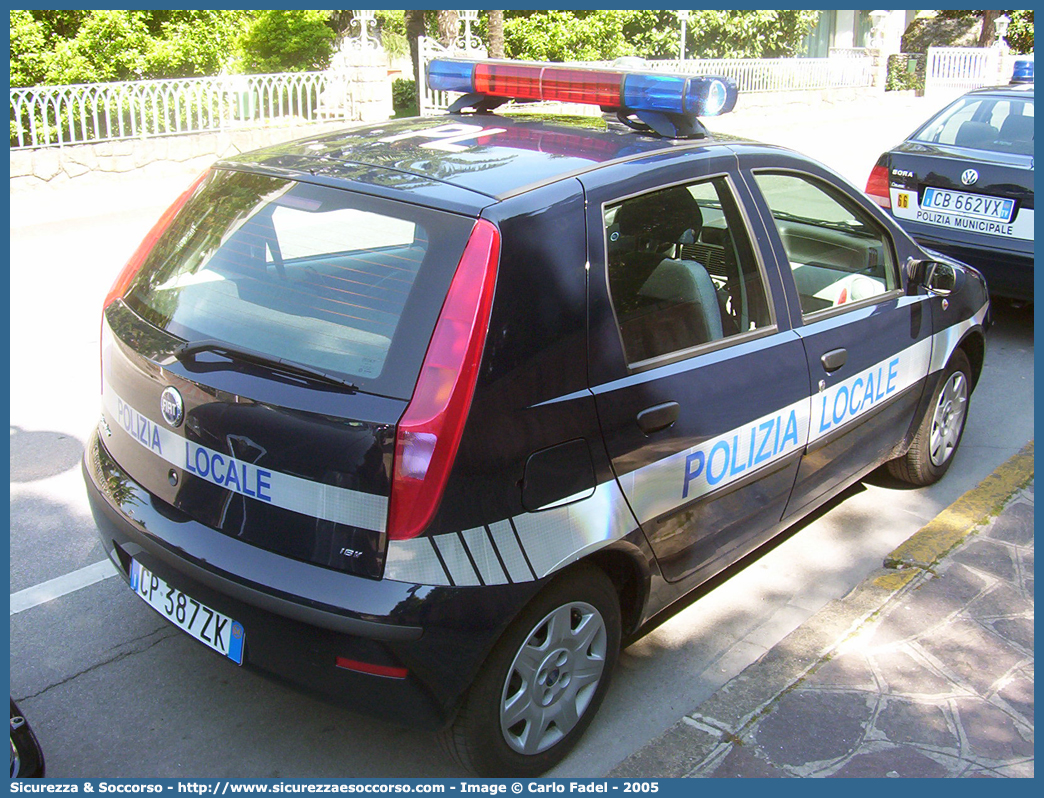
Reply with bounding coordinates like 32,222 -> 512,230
821,348 -> 847,373
637,402 -> 679,435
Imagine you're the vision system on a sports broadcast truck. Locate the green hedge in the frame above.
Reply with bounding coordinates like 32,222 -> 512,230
392,78 -> 417,118
886,53 -> 926,95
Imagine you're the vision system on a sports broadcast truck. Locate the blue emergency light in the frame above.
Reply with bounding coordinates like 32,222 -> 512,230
1011,59 -> 1034,84
427,58 -> 738,139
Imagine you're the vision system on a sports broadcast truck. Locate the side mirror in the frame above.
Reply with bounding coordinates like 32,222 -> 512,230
905,258 -> 957,296
925,261 -> 957,296
905,258 -> 927,292
902,259 -> 956,296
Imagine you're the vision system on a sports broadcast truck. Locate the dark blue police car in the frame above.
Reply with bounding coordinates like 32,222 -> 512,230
866,61 -> 1034,301
83,59 -> 989,776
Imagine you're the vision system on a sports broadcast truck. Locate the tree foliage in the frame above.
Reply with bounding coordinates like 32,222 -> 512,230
908,10 -> 1034,55
686,10 -> 821,58
374,10 -> 409,60
236,11 -> 336,74
10,10 -> 250,86
503,11 -> 633,62
1005,10 -> 1033,55
12,9 -> 828,88
39,10 -> 152,83
502,10 -> 820,62
147,11 -> 253,78
9,10 -> 49,87
9,9 -> 336,86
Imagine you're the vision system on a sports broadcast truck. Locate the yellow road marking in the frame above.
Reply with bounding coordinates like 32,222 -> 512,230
875,441 -> 1034,586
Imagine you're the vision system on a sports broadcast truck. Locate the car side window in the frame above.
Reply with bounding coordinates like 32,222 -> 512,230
604,177 -> 773,366
753,172 -> 899,317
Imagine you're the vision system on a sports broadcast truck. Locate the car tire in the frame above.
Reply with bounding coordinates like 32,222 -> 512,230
887,349 -> 972,486
439,565 -> 621,777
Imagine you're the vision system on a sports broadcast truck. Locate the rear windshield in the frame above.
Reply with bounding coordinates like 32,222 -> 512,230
912,94 -> 1034,155
123,169 -> 476,399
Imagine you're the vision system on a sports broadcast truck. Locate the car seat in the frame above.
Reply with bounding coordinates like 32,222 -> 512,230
611,187 -> 723,362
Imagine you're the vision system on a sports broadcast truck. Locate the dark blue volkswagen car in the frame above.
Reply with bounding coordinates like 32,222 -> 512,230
84,59 -> 989,776
866,67 -> 1033,301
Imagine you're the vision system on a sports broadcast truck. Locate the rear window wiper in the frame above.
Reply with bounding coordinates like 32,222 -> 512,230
173,339 -> 359,392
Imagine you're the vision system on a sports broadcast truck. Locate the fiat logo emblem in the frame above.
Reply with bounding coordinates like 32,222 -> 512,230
961,169 -> 979,186
160,387 -> 184,428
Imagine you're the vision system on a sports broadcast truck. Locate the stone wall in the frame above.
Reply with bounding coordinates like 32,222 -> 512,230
326,46 -> 394,122
11,48 -> 394,193
9,121 -> 353,193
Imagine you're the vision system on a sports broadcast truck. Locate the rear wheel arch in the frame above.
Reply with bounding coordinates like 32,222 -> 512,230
583,544 -> 650,637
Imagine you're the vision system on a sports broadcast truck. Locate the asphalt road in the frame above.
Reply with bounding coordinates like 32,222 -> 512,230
8,91 -> 1034,778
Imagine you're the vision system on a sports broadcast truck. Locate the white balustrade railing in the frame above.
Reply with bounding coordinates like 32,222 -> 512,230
925,47 -> 1002,95
13,52 -> 879,147
11,71 -> 349,150
643,56 -> 874,93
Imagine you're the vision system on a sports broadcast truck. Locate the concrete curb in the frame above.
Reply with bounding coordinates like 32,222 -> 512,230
608,441 -> 1035,777
881,440 -> 1035,577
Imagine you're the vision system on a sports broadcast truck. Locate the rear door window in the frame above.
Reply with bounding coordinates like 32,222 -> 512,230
122,169 -> 476,399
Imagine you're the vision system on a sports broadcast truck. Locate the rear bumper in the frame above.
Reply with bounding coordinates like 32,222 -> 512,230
898,220 -> 1033,301
83,429 -> 536,728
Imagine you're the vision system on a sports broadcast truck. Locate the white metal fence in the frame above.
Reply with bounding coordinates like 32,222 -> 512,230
420,52 -> 875,116
10,71 -> 350,150
924,47 -> 1000,95
634,55 -> 874,94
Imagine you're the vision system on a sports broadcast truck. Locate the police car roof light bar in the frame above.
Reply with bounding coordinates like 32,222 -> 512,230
427,59 -> 738,139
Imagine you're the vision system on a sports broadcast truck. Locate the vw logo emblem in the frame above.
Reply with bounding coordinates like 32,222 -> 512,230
160,387 -> 184,428
961,169 -> 979,186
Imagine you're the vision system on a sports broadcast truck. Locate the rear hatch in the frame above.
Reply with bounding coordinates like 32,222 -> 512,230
100,168 -> 476,578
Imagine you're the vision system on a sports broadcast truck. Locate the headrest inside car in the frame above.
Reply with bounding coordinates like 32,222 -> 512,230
615,187 -> 703,246
999,114 -> 1034,143
954,120 -> 998,148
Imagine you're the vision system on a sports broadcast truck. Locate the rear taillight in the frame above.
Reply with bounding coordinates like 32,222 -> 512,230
387,219 -> 501,541
865,161 -> 891,209
102,169 -> 210,310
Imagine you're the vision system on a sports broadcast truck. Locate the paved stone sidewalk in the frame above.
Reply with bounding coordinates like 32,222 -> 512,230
612,467 -> 1033,778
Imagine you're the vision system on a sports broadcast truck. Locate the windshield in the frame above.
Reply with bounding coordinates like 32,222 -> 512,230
122,169 -> 475,398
